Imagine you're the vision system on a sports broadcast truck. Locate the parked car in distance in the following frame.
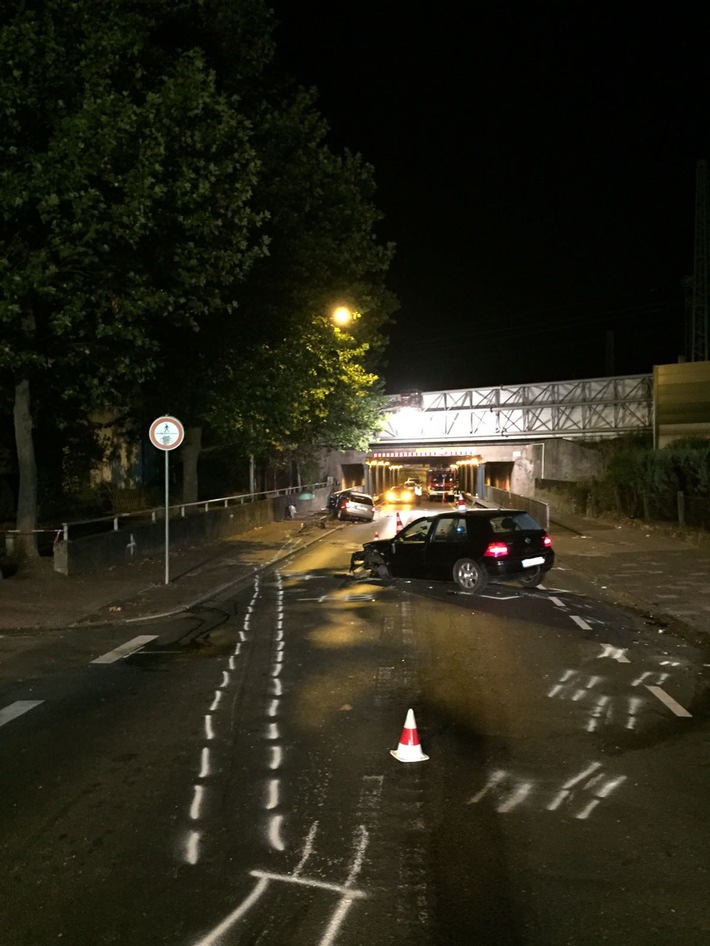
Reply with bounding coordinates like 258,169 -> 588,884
384,484 -> 417,504
350,509 -> 554,593
337,490 -> 375,522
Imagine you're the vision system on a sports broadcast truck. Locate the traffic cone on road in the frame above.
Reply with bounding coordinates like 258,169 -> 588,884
395,511 -> 403,532
390,708 -> 429,763
457,493 -> 466,511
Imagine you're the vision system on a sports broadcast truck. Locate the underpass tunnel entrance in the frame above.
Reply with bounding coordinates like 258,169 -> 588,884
366,457 -> 512,499
484,461 -> 514,492
366,455 -> 484,498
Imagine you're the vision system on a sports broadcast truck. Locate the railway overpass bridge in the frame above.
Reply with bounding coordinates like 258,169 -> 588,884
361,373 -> 653,498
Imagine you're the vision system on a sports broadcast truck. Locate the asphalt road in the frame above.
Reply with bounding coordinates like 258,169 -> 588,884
0,503 -> 708,945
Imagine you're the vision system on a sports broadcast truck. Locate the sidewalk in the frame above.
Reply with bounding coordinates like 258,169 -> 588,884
549,511 -> 710,646
0,515 -> 338,632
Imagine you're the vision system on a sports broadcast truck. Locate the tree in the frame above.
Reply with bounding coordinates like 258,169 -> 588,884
0,0 -> 266,550
168,82 -> 397,493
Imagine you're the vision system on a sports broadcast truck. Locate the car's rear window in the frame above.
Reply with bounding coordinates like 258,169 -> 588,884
490,512 -> 542,533
349,493 -> 373,506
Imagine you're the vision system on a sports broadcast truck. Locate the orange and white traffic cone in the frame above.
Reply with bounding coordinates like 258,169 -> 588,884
390,708 -> 429,763
395,511 -> 403,532
457,493 -> 466,511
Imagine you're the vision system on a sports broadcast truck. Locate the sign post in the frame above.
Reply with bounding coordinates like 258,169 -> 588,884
149,415 -> 185,584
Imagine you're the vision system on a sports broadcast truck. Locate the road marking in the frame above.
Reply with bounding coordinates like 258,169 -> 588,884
497,782 -> 532,812
645,685 -> 692,717
268,814 -> 285,851
598,643 -> 630,663
91,635 -> 158,664
190,785 -> 205,820
549,596 -> 567,608
209,691 -> 222,711
563,761 -> 601,790
570,615 -> 592,630
198,748 -> 211,778
204,715 -> 215,740
250,866 -> 367,900
185,830 -> 200,865
0,700 -> 43,728
293,821 -> 318,876
268,746 -> 282,770
192,877 -> 270,945
266,778 -> 279,810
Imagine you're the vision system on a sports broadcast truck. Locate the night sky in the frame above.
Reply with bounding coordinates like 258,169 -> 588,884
271,3 -> 710,393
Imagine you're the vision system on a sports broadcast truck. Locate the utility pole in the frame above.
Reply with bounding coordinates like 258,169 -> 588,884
688,159 -> 709,362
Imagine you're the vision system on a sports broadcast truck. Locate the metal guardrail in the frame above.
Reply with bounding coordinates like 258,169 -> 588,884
2,483 -> 328,546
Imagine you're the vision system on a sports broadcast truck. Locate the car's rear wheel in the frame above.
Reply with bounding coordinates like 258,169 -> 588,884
453,558 -> 488,593
519,566 -> 544,587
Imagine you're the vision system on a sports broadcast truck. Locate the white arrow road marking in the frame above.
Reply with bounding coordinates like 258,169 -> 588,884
91,635 -> 158,664
0,700 -> 43,728
646,685 -> 692,717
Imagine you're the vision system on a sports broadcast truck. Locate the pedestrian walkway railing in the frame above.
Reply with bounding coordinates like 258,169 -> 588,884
58,483 -> 327,541
1,483 -> 327,547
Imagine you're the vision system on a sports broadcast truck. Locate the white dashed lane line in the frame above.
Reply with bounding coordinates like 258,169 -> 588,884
570,615 -> 593,631
90,635 -> 158,664
0,700 -> 44,728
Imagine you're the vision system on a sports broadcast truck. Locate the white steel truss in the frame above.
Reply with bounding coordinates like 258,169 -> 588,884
375,374 -> 653,444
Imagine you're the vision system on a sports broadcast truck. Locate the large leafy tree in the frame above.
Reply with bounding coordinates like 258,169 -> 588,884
149,57 -> 397,495
0,0 -> 265,550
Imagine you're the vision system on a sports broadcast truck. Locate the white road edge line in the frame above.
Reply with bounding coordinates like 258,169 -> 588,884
645,685 -> 693,717
91,635 -> 158,664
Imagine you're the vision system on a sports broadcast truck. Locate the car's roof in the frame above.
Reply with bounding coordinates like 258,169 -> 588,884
422,508 -> 522,515
432,508 -> 536,522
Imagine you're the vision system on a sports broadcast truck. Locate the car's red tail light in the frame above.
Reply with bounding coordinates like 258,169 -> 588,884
484,541 -> 509,558
543,534 -> 552,547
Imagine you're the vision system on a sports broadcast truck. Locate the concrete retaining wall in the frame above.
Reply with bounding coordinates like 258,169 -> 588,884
54,487 -> 331,576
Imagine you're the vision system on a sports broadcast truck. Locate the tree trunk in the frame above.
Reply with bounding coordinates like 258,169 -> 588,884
181,425 -> 202,504
13,378 -> 39,558
249,454 -> 256,495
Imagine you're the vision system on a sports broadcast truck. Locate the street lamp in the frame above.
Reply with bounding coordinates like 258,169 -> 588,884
332,306 -> 353,327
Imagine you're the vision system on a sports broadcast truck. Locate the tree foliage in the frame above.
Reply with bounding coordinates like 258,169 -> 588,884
0,0 -> 396,533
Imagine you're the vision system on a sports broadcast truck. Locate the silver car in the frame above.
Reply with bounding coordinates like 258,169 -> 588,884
337,491 -> 375,522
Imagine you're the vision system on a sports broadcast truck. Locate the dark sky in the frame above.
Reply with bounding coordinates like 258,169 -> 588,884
270,2 -> 710,393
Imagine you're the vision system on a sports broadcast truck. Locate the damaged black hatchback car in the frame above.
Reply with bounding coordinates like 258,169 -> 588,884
350,509 -> 554,594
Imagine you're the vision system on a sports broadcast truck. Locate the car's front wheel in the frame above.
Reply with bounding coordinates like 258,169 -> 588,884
453,558 -> 488,593
366,550 -> 391,579
519,566 -> 544,587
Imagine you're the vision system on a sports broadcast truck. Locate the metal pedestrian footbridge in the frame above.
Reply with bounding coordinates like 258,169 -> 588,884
376,374 -> 653,445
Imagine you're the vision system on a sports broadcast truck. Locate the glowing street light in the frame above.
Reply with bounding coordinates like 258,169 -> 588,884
332,306 -> 354,327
